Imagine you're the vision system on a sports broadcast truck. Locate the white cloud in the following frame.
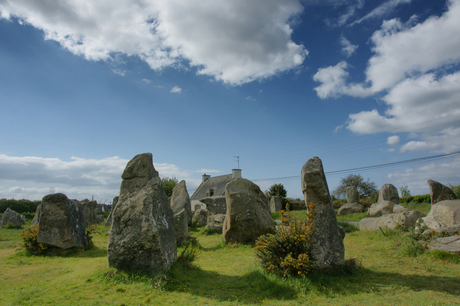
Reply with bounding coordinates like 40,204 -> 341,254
387,135 -> 400,145
0,154 -> 201,200
0,0 -> 308,85
340,36 -> 358,57
350,0 -> 412,26
314,0 -> 460,155
170,86 -> 182,93
314,0 -> 460,97
313,61 -> 372,99
142,78 -> 151,84
386,156 -> 460,195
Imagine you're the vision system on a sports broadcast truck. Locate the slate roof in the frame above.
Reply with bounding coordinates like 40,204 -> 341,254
190,174 -> 234,201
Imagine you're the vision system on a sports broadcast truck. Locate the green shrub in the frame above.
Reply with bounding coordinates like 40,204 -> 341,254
255,202 -> 316,277
448,184 -> 460,199
428,250 -> 460,263
177,238 -> 201,268
21,226 -> 48,255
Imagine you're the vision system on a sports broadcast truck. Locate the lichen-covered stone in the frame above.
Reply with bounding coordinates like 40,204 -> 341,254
1,208 -> 25,228
192,208 -> 209,226
346,186 -> 359,204
360,210 -> 425,231
428,180 -> 456,204
301,156 -> 345,269
422,199 -> 460,229
223,178 -> 274,244
199,196 -> 227,215
337,202 -> 365,215
170,180 -> 192,224
108,153 -> 176,271
105,196 -> 119,227
378,184 -> 399,204
36,193 -> 88,249
81,200 -> 98,225
368,200 -> 396,217
173,208 -> 189,245
269,195 -> 283,213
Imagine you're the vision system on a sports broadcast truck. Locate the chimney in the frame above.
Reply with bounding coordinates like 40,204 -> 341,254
202,173 -> 211,182
232,169 -> 242,179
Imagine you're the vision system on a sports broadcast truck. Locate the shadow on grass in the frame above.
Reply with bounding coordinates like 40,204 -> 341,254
67,246 -> 107,258
305,267 -> 460,297
164,264 -> 297,303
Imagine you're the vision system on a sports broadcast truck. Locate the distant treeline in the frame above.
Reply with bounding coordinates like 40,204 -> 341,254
0,198 -> 41,214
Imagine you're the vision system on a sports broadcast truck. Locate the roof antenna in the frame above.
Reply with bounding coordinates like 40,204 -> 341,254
234,156 -> 240,169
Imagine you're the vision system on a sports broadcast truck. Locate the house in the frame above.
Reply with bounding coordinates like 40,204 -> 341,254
190,169 -> 242,211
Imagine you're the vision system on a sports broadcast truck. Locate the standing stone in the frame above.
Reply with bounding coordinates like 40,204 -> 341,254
368,201 -> 396,217
428,180 -> 456,204
173,208 -> 189,245
199,196 -> 227,215
37,193 -> 88,249
170,180 -> 192,225
269,195 -> 283,213
192,208 -> 209,226
1,208 -> 25,228
378,184 -> 399,204
360,210 -> 425,231
337,203 -> 365,215
31,204 -> 41,229
422,199 -> 460,229
105,196 -> 119,227
346,186 -> 359,204
108,153 -> 177,271
223,178 -> 274,244
81,200 -> 98,225
301,157 -> 345,269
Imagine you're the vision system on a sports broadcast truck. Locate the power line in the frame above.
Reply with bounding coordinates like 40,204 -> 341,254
250,151 -> 460,182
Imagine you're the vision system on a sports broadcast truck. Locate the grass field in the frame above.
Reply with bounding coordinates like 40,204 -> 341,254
0,205 -> 459,306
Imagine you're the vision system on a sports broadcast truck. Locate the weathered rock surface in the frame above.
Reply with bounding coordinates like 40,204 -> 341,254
378,184 -> 399,204
428,236 -> 460,254
81,200 -> 98,225
108,153 -> 177,271
393,204 -> 409,213
205,214 -> 226,233
192,208 -> 209,226
269,195 -> 283,213
1,208 -> 25,228
428,180 -> 456,204
337,202 -> 365,216
223,178 -> 274,244
96,214 -> 104,224
360,210 -> 425,231
346,186 -> 359,204
301,157 -> 345,269
31,204 -> 41,229
105,196 -> 119,227
170,180 -> 192,225
368,200 -> 396,217
36,193 -> 88,249
199,196 -> 227,215
173,208 -> 189,245
421,199 -> 460,229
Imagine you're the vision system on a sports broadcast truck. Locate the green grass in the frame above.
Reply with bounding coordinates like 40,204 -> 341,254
0,219 -> 459,305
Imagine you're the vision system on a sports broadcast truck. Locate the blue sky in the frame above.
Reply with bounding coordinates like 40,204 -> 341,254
1,0 -> 459,203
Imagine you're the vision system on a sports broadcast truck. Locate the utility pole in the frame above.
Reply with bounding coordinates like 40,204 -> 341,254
234,156 -> 240,169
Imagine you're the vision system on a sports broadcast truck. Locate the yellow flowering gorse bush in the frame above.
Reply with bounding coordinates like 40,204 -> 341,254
255,202 -> 316,277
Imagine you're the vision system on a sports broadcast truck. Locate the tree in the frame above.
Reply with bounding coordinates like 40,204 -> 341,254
332,174 -> 378,199
400,185 -> 411,198
269,183 -> 287,198
161,177 -> 178,198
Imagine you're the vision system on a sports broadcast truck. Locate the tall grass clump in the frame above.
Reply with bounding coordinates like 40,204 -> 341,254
255,202 -> 316,277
